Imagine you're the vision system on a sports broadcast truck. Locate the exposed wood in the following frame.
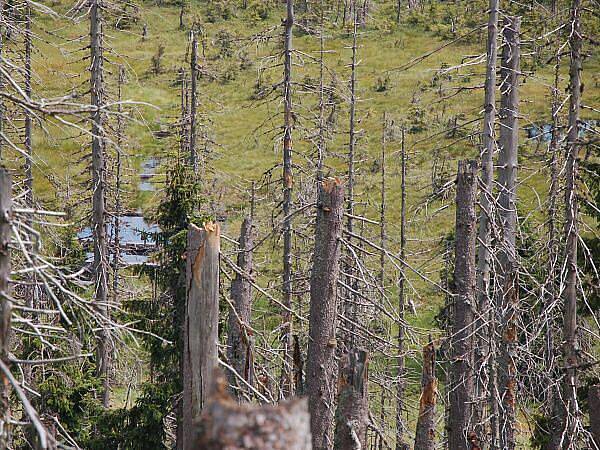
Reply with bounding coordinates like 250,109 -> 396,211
227,217 -> 255,398
414,340 -> 437,450
307,177 -> 345,450
449,160 -> 478,450
195,376 -> 311,449
496,17 -> 520,450
334,348 -> 369,450
183,222 -> 220,450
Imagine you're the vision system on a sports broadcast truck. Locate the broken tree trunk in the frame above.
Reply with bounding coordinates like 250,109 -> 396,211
307,178 -> 345,450
183,222 -> 220,450
414,340 -> 437,450
449,160 -> 478,450
0,169 -> 11,448
195,375 -> 311,449
496,17 -> 520,450
227,217 -> 255,398
334,348 -> 369,450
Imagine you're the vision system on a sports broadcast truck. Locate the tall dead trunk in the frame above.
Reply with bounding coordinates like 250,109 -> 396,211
449,160 -> 478,450
396,127 -> 408,450
414,340 -> 437,450
196,375 -> 311,449
90,0 -> 110,409
334,348 -> 369,450
0,0 -> 5,161
183,222 -> 220,450
281,0 -> 295,398
474,0 -> 499,436
496,17 -> 520,450
112,66 -> 125,300
24,3 -> 33,214
227,217 -> 255,398
561,0 -> 582,446
189,31 -> 198,174
0,169 -> 12,448
307,178 -> 345,450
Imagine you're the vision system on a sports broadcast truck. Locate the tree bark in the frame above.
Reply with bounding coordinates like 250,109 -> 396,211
590,385 -> 600,449
227,217 -> 255,398
90,0 -> 110,409
281,0 -> 295,398
474,0 -> 499,438
334,348 -> 369,450
496,17 -> 520,450
183,222 -> 220,450
307,178 -> 345,450
449,160 -> 478,450
414,340 -> 437,450
24,3 -> 33,215
560,0 -> 582,446
195,376 -> 311,450
0,169 -> 12,449
189,31 -> 198,174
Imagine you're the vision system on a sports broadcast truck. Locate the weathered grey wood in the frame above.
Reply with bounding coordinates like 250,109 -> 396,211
334,348 -> 369,450
281,0 -> 295,398
496,17 -> 520,450
449,160 -> 478,450
227,217 -> 255,397
90,0 -> 110,409
195,376 -> 311,449
0,169 -> 12,449
183,222 -> 220,450
561,0 -> 582,446
307,177 -> 344,450
414,341 -> 437,450
474,0 -> 499,437
590,385 -> 600,449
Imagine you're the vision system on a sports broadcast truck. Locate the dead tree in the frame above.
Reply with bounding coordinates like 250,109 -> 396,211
227,217 -> 255,397
90,0 -> 110,409
396,127 -> 407,450
496,17 -> 520,450
0,1 -> 4,160
183,222 -> 220,450
334,348 -> 369,450
281,0 -> 295,398
449,160 -> 478,450
24,2 -> 33,215
189,30 -> 198,174
307,178 -> 345,450
112,66 -> 125,299
414,340 -> 437,450
195,376 -> 311,449
560,0 -> 582,445
474,0 -> 499,436
0,169 -> 12,448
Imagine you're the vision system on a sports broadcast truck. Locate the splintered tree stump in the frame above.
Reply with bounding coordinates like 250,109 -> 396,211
334,348 -> 369,450
414,341 -> 437,450
195,379 -> 311,450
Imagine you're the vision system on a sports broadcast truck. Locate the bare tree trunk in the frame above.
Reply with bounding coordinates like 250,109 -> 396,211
112,66 -> 125,301
183,222 -> 220,450
90,0 -> 110,409
196,376 -> 311,449
307,178 -> 345,450
560,0 -> 582,446
449,160 -> 478,450
0,0 -> 5,161
590,385 -> 600,449
496,17 -> 520,450
227,217 -> 255,398
0,169 -> 12,449
334,348 -> 369,450
189,31 -> 198,174
474,0 -> 499,437
24,2 -> 33,215
396,127 -> 407,450
414,340 -> 437,450
281,0 -> 295,398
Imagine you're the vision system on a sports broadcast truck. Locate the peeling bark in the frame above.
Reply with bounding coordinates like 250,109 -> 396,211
414,341 -> 437,450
